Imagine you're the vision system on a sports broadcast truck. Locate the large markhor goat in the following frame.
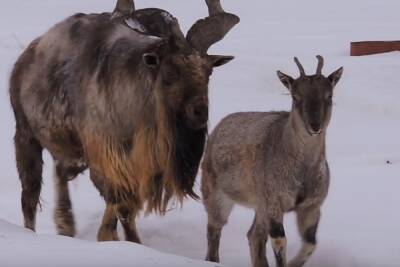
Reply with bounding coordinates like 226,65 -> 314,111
10,0 -> 239,243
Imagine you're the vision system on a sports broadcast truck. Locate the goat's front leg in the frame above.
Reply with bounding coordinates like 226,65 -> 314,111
289,205 -> 321,267
90,170 -> 119,241
247,214 -> 269,267
117,204 -> 141,243
97,203 -> 119,241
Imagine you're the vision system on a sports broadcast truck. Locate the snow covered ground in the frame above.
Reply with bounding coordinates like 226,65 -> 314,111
0,0 -> 399,266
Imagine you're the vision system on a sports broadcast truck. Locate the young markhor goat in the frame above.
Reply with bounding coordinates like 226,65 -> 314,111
201,56 -> 343,267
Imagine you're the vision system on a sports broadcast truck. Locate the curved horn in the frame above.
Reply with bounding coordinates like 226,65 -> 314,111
206,0 -> 224,15
186,0 -> 240,54
316,55 -> 324,75
294,57 -> 306,76
113,0 -> 135,16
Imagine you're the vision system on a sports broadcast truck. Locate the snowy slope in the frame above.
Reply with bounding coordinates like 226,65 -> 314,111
0,0 -> 399,267
0,219 -> 220,267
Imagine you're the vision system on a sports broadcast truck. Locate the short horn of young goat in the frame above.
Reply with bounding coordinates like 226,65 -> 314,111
316,55 -> 324,75
294,57 -> 306,76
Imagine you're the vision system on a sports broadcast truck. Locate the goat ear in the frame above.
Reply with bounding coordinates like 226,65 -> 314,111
277,71 -> 294,90
328,67 -> 343,87
143,53 -> 160,68
209,55 -> 234,68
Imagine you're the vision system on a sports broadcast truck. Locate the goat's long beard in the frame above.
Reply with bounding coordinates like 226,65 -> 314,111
83,90 -> 184,214
130,90 -> 178,213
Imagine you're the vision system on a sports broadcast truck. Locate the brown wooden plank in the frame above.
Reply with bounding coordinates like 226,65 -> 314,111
350,41 -> 400,56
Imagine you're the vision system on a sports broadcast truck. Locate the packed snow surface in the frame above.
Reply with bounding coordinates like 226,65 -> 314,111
0,0 -> 399,267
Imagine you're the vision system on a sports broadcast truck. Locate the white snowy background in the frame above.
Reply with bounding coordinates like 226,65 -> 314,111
0,0 -> 399,266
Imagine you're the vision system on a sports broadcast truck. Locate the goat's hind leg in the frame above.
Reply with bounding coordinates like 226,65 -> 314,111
53,161 -> 86,237
14,125 -> 43,231
288,205 -> 321,267
203,190 -> 234,263
270,216 -> 288,267
247,214 -> 269,267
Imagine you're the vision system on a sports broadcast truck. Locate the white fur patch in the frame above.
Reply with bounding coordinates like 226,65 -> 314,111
147,35 -> 163,41
271,237 -> 287,251
124,18 -> 147,33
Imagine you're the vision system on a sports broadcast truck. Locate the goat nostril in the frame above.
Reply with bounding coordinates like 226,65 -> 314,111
310,122 -> 321,132
194,108 -> 202,117
192,107 -> 208,127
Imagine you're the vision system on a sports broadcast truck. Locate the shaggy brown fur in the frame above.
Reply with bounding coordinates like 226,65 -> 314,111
82,105 -> 175,213
10,1 -> 238,243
